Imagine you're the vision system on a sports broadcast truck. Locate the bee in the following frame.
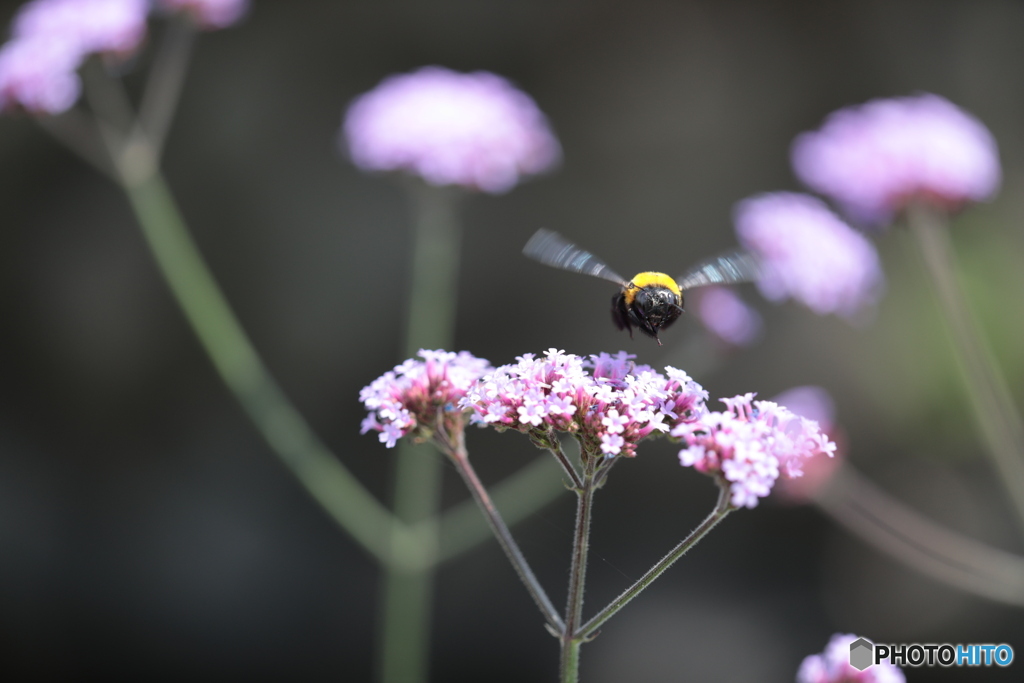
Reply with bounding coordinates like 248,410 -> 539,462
523,228 -> 761,345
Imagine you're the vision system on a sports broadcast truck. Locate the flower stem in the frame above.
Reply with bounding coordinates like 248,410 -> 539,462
118,168 -> 420,565
906,203 -> 1024,529
436,454 -> 566,563
814,461 -> 1024,606
560,464 -> 598,683
137,15 -> 195,157
439,431 -> 564,633
379,183 -> 463,683
577,482 -> 733,641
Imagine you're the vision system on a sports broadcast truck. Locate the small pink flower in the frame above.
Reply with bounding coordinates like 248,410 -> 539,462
359,349 -> 493,448
735,192 -> 884,319
792,93 -> 1000,225
459,349 -> 707,458
673,393 -> 835,508
797,633 -> 905,683
342,66 -> 561,193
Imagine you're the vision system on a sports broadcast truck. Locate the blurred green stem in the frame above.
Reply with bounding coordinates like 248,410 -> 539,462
814,462 -> 1024,606
379,184 -> 462,683
117,165 -> 421,565
906,203 -> 1024,529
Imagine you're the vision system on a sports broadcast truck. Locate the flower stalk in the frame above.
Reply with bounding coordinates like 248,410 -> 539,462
435,423 -> 564,633
577,481 -> 733,640
906,202 -> 1024,529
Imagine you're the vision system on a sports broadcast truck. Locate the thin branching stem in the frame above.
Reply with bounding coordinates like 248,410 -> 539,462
137,15 -> 196,157
437,424 -> 565,634
577,481 -> 733,640
560,457 -> 598,683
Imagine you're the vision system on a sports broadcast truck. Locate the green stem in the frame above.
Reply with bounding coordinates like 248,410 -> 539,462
560,463 -> 597,683
439,429 -> 564,632
379,184 -> 462,683
119,169 -> 418,566
906,203 -> 1024,529
814,462 -> 1024,606
436,454 -> 566,563
137,15 -> 196,156
577,482 -> 732,640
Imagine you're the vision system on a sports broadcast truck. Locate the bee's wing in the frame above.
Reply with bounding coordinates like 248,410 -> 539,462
523,229 -> 627,286
675,249 -> 761,291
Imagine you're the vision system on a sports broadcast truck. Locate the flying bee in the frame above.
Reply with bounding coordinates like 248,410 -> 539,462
523,228 -> 761,345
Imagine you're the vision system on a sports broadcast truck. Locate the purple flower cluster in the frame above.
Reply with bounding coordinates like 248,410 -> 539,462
0,0 -> 248,115
0,0 -> 148,114
343,66 -> 561,194
673,393 -> 835,508
359,349 -> 493,448
792,93 -> 1000,225
734,192 -> 884,318
460,349 -> 708,458
157,0 -> 250,29
798,634 -> 905,683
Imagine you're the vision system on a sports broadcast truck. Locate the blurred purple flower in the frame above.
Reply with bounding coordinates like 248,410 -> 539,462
460,349 -> 707,458
157,0 -> 249,29
13,0 -> 149,56
0,37 -> 82,114
734,192 -> 884,318
359,349 -> 493,448
673,393 -> 835,508
694,286 -> 762,347
342,66 -> 561,193
773,385 -> 835,433
792,94 -> 1000,225
798,633 -> 905,683
1,0 -> 149,114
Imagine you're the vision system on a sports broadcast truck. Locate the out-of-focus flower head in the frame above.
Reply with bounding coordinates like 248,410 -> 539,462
13,0 -> 148,56
772,386 -> 844,503
359,349 -> 493,448
1,0 -> 149,114
0,37 -> 82,114
792,93 -> 1000,226
342,66 -> 561,194
694,286 -> 763,348
734,192 -> 884,319
460,349 -> 707,458
673,393 -> 836,508
797,633 -> 905,683
156,0 -> 250,29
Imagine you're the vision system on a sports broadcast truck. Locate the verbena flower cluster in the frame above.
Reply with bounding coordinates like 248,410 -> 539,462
459,349 -> 707,458
792,93 -> 1000,225
673,393 -> 836,508
798,633 -> 905,683
0,0 -> 247,115
342,66 -> 561,194
734,192 -> 884,318
361,349 -> 835,507
359,349 -> 493,448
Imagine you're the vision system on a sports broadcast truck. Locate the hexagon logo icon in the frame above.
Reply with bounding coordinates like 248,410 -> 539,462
849,637 -> 874,671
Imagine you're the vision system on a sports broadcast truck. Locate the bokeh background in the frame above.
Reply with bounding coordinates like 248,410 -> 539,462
2,1 -> 1024,680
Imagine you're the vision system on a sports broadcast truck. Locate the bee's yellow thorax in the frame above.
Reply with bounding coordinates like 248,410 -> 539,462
623,272 -> 681,305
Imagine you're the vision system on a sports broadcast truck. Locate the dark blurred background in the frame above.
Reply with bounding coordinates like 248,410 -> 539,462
2,0 -> 1024,680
